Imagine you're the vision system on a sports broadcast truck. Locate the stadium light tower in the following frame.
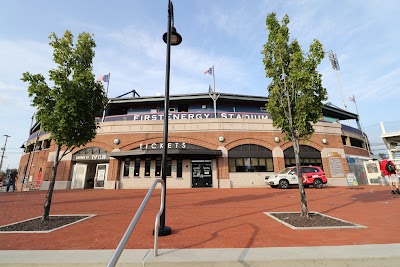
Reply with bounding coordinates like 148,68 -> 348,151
328,50 -> 347,111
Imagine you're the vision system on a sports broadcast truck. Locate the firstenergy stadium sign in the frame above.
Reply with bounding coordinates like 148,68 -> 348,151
106,112 -> 270,121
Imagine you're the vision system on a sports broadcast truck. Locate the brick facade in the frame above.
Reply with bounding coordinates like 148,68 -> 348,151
17,118 -> 370,190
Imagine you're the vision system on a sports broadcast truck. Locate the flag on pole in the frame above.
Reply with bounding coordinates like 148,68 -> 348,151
98,74 -> 110,83
204,67 -> 213,75
208,84 -> 213,95
349,95 -> 355,102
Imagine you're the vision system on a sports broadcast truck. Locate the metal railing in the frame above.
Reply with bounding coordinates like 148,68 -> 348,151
107,178 -> 165,267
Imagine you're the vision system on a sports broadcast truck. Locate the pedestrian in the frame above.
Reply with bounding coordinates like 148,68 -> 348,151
379,155 -> 400,194
6,169 -> 18,192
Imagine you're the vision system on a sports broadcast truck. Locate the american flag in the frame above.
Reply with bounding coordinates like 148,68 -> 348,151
98,74 -> 109,83
204,67 -> 213,75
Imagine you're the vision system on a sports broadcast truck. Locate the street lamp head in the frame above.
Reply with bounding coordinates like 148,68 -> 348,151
163,27 -> 182,46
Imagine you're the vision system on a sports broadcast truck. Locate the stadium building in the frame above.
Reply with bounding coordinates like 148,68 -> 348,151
18,92 -> 372,190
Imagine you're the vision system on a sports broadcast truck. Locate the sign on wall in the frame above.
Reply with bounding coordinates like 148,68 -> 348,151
109,112 -> 270,121
72,147 -> 109,161
328,157 -> 344,177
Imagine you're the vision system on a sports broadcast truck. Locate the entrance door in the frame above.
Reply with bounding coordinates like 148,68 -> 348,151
192,160 -> 212,188
94,164 -> 108,188
71,163 -> 87,189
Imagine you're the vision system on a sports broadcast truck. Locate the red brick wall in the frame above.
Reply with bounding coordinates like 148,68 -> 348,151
17,125 -> 368,186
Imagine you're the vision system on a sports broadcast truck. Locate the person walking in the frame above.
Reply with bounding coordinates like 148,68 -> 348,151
379,156 -> 400,194
6,169 -> 18,192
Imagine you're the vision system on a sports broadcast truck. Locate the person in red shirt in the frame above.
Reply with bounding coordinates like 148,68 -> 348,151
379,155 -> 400,194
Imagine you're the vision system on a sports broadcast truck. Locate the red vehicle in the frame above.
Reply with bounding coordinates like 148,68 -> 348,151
266,166 -> 328,189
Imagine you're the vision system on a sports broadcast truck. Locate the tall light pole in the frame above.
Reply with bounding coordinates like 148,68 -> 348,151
328,50 -> 347,111
0,135 -> 11,171
20,113 -> 37,190
158,0 -> 182,237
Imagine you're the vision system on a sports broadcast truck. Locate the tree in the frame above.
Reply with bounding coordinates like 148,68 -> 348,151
21,30 -> 108,221
262,13 -> 327,217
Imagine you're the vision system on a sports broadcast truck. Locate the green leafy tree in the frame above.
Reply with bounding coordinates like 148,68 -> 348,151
262,13 -> 327,216
21,30 -> 108,221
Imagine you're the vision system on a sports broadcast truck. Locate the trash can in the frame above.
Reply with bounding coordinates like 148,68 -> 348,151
378,176 -> 387,186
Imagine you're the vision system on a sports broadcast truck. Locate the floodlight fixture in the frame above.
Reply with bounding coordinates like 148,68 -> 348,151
328,50 -> 340,71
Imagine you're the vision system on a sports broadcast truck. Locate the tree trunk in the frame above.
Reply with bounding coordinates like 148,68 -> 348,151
293,138 -> 309,217
42,144 -> 61,221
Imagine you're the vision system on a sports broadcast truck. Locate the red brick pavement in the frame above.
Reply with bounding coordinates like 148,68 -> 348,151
1,185 -> 399,250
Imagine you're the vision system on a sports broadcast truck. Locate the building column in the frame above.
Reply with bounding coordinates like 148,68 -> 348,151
217,146 -> 230,188
106,157 -> 120,189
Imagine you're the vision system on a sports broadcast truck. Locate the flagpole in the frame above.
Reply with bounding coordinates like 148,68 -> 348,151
101,73 -> 110,122
211,65 -> 220,118
352,95 -> 360,116
350,94 -> 371,155
212,65 -> 216,99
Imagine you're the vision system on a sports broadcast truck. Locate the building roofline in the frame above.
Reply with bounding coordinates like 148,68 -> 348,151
109,92 -> 359,120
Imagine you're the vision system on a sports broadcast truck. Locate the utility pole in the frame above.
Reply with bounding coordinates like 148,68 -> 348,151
0,135 -> 11,171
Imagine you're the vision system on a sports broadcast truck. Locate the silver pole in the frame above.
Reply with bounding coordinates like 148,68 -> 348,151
0,135 -> 10,171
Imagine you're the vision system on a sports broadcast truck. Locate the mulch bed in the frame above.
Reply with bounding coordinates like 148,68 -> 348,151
268,212 -> 358,228
0,216 -> 90,232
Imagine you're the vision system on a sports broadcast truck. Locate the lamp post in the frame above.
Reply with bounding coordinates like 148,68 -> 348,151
157,0 -> 182,237
20,141 -> 32,190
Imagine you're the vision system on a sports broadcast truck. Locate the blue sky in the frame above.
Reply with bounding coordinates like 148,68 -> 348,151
1,0 -> 399,169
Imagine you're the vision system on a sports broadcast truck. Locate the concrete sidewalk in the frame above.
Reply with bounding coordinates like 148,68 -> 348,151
2,244 -> 400,266
1,185 -> 399,265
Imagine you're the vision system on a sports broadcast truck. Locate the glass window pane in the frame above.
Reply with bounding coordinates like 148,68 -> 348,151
177,160 -> 182,177
267,158 -> 274,171
285,159 -> 290,167
123,158 -> 130,177
155,160 -> 161,176
229,159 -> 236,172
259,158 -> 266,166
134,159 -> 140,176
167,160 -> 172,176
145,159 -> 151,177
236,165 -> 245,172
236,158 -> 243,166
244,158 -> 252,172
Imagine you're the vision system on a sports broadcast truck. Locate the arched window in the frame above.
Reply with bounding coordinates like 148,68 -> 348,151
283,145 -> 322,167
228,144 -> 274,172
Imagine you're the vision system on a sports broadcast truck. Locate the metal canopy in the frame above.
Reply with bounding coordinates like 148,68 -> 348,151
108,92 -> 359,120
110,148 -> 222,158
